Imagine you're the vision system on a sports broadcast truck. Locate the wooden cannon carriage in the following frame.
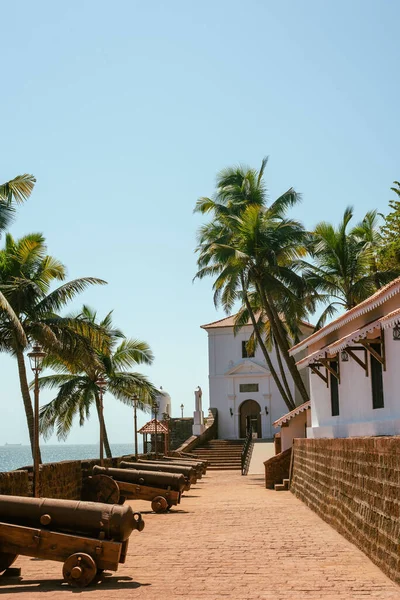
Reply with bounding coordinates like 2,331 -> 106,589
119,459 -> 195,488
88,466 -> 185,513
0,495 -> 144,587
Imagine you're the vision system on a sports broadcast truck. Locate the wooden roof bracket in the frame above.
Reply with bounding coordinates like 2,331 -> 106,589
309,363 -> 328,385
319,353 -> 340,384
346,346 -> 369,377
358,331 -> 386,371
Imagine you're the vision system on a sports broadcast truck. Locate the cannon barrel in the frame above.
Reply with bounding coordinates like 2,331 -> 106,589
93,466 -> 186,493
0,495 -> 144,541
164,456 -> 208,470
159,458 -> 205,476
129,460 -> 197,482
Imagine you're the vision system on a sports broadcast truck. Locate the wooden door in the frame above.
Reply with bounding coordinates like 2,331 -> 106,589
239,399 -> 261,438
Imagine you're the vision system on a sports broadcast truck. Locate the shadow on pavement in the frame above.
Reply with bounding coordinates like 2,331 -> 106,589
0,575 -> 151,593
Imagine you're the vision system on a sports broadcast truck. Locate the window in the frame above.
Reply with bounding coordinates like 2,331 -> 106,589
242,340 -> 254,358
370,343 -> 384,409
330,360 -> 339,416
239,383 -> 259,393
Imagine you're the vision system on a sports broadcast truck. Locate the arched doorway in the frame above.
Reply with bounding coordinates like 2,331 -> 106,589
239,399 -> 261,438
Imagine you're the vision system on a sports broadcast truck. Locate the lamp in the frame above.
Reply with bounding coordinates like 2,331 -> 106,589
96,375 -> 107,466
229,407 -> 233,417
393,324 -> 400,341
27,344 -> 47,497
133,393 -> 139,459
153,400 -> 159,459
180,403 -> 184,418
265,406 -> 269,416
341,350 -> 349,362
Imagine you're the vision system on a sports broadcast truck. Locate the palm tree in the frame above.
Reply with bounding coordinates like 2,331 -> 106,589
195,159 -> 310,408
0,174 -> 36,343
304,206 -> 398,328
39,306 -> 157,457
0,233 -> 106,458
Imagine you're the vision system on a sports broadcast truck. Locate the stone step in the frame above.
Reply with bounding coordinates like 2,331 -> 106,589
274,483 -> 287,491
204,462 -> 241,467
195,451 -> 242,456
274,479 -> 289,491
207,465 -> 241,470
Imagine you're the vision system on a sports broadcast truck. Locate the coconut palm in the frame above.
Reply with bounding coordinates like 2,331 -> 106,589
0,234 -> 106,458
195,159 -> 310,408
38,306 -> 157,457
304,206 -> 398,328
0,174 -> 36,343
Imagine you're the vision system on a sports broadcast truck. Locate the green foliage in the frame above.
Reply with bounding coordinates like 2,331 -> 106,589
38,306 -> 158,443
378,182 -> 400,270
303,206 -> 398,328
194,158 -> 310,408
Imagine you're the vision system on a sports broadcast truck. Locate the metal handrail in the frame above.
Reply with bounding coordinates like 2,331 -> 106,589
241,427 -> 253,476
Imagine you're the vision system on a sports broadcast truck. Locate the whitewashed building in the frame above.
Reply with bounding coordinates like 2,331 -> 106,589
201,315 -> 313,440
273,401 -> 311,452
289,277 -> 400,439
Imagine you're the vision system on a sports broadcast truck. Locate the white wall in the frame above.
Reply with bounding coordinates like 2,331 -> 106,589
280,410 -> 309,451
307,331 -> 400,438
206,325 -> 295,439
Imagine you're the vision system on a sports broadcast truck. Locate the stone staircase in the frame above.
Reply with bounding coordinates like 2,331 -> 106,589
274,478 -> 290,491
193,439 -> 244,471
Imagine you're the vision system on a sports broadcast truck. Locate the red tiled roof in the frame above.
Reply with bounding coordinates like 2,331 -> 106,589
273,401 -> 311,427
138,419 -> 168,434
201,313 -> 314,330
290,276 -> 400,356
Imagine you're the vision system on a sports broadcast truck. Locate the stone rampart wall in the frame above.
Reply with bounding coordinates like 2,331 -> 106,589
0,470 -> 30,496
291,437 -> 400,584
264,448 -> 291,488
175,408 -> 218,454
0,455 -> 134,499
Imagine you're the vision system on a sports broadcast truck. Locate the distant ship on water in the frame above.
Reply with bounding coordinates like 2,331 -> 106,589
3,443 -> 22,447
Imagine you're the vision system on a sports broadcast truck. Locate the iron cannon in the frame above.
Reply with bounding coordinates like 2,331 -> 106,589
120,459 -> 195,487
0,495 -> 144,587
90,466 -> 183,513
158,457 -> 206,477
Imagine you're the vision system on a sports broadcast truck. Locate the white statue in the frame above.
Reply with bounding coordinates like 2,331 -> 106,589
194,386 -> 202,412
193,385 -> 205,435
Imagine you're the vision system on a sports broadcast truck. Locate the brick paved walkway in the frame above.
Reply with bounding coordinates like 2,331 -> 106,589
1,471 -> 399,599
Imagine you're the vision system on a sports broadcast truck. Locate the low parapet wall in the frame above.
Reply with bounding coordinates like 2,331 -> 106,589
174,408 -> 218,454
291,437 -> 400,584
0,455 -> 133,499
264,448 -> 292,489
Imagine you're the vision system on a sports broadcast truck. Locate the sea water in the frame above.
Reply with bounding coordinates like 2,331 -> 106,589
0,443 -> 142,472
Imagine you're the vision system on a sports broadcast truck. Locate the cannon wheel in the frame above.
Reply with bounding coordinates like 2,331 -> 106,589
151,495 -> 168,513
82,474 -> 120,505
0,552 -> 18,573
63,553 -> 97,587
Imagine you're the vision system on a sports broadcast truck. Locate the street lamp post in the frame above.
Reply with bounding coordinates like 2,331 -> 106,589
153,401 -> 159,459
27,343 -> 46,498
163,413 -> 170,455
133,394 -> 138,459
180,404 -> 184,418
96,375 -> 107,467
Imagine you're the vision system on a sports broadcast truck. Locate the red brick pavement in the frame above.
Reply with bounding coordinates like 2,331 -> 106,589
0,471 -> 399,599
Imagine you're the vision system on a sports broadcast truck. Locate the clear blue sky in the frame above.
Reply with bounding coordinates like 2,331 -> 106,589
1,0 -> 399,446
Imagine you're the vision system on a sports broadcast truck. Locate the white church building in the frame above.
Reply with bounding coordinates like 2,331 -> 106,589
201,315 -> 313,440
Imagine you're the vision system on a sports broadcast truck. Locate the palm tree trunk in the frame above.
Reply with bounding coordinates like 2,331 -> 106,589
257,284 -> 309,404
16,347 -> 42,463
94,392 -> 112,459
242,288 -> 295,412
274,336 -> 295,406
